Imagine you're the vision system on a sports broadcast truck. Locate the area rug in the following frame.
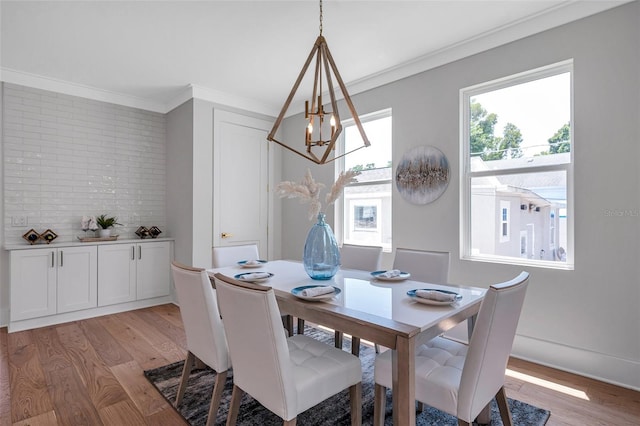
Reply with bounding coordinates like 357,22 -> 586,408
144,327 -> 550,425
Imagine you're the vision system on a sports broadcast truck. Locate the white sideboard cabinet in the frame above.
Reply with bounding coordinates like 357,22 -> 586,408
7,238 -> 173,332
10,245 -> 98,321
98,241 -> 171,306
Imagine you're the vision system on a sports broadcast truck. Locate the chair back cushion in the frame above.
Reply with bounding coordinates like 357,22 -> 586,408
213,273 -> 297,419
340,244 -> 383,271
171,262 -> 230,372
393,248 -> 450,283
212,244 -> 260,268
457,271 -> 529,421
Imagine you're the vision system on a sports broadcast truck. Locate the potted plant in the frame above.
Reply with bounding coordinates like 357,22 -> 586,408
95,214 -> 121,238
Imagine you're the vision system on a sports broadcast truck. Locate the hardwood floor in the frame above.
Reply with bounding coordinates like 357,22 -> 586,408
1,304 -> 638,425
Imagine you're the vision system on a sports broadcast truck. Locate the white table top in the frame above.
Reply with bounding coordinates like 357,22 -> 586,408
209,259 -> 486,333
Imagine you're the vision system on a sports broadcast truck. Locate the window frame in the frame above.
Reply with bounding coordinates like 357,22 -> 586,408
460,60 -> 574,270
335,108 -> 392,250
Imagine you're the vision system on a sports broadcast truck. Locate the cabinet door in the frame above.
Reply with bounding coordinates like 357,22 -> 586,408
98,244 -> 136,306
57,246 -> 98,314
10,249 -> 57,321
136,241 -> 171,300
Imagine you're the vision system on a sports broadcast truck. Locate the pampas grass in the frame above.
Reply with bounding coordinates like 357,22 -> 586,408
276,168 -> 360,220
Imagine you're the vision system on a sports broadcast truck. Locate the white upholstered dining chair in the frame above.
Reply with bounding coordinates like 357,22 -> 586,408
373,271 -> 529,426
213,273 -> 363,426
212,244 -> 294,335
171,261 -> 231,426
335,244 -> 383,355
212,244 -> 260,268
392,248 -> 450,284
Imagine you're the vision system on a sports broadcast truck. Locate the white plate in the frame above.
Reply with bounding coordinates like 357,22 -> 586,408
371,270 -> 411,281
407,289 -> 462,305
291,285 -> 341,301
237,259 -> 268,268
234,272 -> 273,283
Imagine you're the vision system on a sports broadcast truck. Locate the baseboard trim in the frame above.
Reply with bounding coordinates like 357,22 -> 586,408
512,334 -> 640,392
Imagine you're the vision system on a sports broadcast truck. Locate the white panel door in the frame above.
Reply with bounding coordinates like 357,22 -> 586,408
10,249 -> 57,321
98,244 -> 136,306
136,241 -> 171,300
213,110 -> 270,257
57,246 -> 98,314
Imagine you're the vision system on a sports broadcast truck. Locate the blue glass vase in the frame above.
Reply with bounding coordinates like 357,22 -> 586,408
303,213 -> 340,280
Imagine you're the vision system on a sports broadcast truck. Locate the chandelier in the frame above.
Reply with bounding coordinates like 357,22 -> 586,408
267,0 -> 371,165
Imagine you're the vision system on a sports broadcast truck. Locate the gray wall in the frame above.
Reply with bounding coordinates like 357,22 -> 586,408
278,2 -> 640,390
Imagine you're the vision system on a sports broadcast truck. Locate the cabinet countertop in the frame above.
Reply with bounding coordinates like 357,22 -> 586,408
5,237 -> 174,251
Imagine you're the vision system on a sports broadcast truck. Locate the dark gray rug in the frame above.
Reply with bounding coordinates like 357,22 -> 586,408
144,327 -> 550,425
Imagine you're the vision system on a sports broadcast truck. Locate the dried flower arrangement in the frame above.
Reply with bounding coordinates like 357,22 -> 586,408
276,168 -> 360,220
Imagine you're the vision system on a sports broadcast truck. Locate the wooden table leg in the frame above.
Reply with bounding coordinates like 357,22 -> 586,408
392,335 -> 415,426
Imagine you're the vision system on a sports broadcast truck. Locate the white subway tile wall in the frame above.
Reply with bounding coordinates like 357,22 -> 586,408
3,83 -> 167,244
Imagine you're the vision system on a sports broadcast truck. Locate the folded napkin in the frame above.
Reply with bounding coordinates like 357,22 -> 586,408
240,272 -> 270,281
300,286 -> 335,297
415,290 -> 456,302
244,259 -> 261,265
380,269 -> 402,278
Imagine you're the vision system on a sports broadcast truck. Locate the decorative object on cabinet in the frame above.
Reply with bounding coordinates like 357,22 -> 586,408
136,226 -> 150,239
40,229 -> 58,244
96,214 -> 122,238
148,226 -> 162,238
267,0 -> 370,165
396,145 -> 450,205
22,229 -> 41,245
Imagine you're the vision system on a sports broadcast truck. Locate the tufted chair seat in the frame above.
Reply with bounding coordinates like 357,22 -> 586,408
373,271 -> 529,426
214,273 -> 362,425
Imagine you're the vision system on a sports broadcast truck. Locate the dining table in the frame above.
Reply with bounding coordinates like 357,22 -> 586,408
208,259 -> 486,426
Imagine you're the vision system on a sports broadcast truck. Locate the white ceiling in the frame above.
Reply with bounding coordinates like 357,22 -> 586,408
0,1 -> 630,115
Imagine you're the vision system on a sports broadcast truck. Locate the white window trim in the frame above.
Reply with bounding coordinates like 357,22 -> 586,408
334,109 -> 392,250
459,60 -> 574,270
499,200 -> 510,242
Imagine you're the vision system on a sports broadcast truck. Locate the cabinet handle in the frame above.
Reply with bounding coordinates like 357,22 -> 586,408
138,246 -> 142,260
60,250 -> 64,267
132,246 -> 135,260
51,251 -> 55,268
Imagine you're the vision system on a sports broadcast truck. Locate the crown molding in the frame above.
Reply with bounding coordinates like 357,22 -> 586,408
0,67 -> 167,113
166,84 -> 280,117
345,1 -> 631,99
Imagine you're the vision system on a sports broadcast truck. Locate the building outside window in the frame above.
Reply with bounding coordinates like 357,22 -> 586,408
335,109 -> 392,250
460,61 -> 573,269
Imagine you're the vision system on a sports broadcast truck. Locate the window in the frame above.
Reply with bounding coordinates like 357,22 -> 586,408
335,109 -> 392,250
460,61 -> 573,269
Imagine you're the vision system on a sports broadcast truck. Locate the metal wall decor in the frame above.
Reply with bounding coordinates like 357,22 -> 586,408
395,145 -> 450,205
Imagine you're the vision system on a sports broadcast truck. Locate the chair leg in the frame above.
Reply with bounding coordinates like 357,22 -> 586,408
351,336 -> 361,357
175,351 -> 195,407
297,318 -> 305,335
373,384 -> 386,426
495,386 -> 513,426
335,330 -> 343,349
457,421 -> 472,426
282,315 -> 294,337
374,343 -> 380,354
476,401 -> 491,425
226,384 -> 244,426
349,382 -> 362,426
283,419 -> 297,426
205,369 -> 228,426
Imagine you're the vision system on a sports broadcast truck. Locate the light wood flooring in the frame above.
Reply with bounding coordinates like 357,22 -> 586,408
1,304 -> 638,425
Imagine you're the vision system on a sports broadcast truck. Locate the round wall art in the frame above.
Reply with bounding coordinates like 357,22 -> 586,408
395,145 -> 450,205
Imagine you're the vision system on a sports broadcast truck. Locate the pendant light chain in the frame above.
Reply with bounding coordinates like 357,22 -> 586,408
319,0 -> 323,36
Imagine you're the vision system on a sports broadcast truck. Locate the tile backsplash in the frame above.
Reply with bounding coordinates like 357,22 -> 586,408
3,83 -> 167,244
